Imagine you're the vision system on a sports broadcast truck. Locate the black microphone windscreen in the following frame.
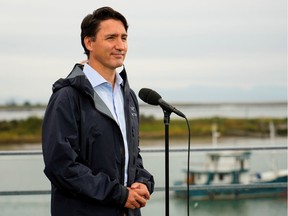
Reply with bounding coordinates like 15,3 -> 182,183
138,88 -> 161,105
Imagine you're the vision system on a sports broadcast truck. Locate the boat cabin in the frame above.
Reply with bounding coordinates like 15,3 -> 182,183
187,151 -> 251,185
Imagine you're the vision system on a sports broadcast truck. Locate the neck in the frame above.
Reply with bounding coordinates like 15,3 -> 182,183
88,60 -> 116,87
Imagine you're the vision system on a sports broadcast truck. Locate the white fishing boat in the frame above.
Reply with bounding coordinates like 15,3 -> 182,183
174,122 -> 288,200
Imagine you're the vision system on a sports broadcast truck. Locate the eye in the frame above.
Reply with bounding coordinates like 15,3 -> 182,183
107,36 -> 115,40
121,35 -> 128,42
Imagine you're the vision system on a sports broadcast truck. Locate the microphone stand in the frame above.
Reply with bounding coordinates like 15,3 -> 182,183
163,109 -> 171,216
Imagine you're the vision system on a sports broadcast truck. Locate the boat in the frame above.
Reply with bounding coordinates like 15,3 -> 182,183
174,122 -> 287,200
174,151 -> 288,200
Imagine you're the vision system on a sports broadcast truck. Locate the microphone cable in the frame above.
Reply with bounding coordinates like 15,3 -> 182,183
184,117 -> 191,216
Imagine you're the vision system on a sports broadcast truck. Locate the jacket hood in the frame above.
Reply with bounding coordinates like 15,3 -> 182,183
52,64 -> 91,95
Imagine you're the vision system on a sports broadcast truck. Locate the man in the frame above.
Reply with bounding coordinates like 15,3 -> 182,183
42,7 -> 154,216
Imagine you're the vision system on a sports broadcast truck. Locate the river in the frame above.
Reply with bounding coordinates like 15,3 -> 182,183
0,138 -> 287,216
0,102 -> 287,215
0,102 -> 287,121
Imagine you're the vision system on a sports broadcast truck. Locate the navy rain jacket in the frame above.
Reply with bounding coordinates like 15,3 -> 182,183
42,64 -> 154,216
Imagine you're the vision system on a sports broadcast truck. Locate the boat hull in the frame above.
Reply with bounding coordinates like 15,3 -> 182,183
174,184 -> 287,201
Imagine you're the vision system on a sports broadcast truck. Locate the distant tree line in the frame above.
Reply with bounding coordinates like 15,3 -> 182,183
0,115 -> 286,144
0,116 -> 42,144
0,101 -> 46,109
139,115 -> 287,139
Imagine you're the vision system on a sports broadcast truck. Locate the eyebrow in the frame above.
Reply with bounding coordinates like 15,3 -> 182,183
105,33 -> 128,38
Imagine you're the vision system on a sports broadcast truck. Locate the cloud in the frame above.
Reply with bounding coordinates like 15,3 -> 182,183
0,0 -> 286,104
126,52 -> 286,90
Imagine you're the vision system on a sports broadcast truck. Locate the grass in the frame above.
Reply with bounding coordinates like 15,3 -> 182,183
139,115 -> 287,139
0,115 -> 286,144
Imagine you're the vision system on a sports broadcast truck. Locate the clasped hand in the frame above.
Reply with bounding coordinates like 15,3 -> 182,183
124,182 -> 150,209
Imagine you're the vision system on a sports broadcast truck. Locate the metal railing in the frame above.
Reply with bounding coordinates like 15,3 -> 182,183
0,145 -> 286,156
0,145 -> 287,196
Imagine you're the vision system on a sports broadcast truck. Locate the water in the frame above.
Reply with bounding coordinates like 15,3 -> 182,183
139,103 -> 287,119
144,194 -> 287,216
0,138 -> 287,216
0,102 -> 287,121
0,103 -> 287,215
0,194 -> 285,216
0,108 -> 45,121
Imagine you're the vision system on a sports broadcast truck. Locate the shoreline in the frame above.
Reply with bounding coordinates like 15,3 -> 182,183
0,136 -> 287,151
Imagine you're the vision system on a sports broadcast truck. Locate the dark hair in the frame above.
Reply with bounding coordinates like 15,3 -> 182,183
80,7 -> 129,57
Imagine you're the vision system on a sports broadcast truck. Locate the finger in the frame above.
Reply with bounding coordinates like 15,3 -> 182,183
133,188 -> 150,200
130,183 -> 141,189
132,200 -> 141,209
142,189 -> 150,200
135,194 -> 147,207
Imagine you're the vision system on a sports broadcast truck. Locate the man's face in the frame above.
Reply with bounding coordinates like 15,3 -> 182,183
89,19 -> 128,71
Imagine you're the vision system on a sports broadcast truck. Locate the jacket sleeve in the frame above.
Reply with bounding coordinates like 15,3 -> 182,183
134,151 -> 155,194
129,90 -> 155,194
42,87 -> 128,205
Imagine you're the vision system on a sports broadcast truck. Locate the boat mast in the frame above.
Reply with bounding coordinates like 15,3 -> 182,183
212,123 -> 220,147
269,121 -> 278,174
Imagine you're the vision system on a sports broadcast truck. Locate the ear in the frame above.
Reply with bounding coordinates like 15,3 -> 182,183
84,36 -> 94,52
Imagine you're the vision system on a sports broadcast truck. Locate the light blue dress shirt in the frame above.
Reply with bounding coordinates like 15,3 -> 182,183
83,63 -> 129,186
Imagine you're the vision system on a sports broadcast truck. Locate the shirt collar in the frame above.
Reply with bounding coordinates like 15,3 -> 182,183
83,63 -> 123,88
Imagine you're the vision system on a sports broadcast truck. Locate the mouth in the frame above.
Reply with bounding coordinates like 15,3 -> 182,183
112,52 -> 125,58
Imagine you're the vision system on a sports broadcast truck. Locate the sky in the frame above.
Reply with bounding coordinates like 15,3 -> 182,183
0,0 -> 287,104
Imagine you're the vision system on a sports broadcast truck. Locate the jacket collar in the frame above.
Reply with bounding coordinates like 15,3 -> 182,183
53,64 -> 130,122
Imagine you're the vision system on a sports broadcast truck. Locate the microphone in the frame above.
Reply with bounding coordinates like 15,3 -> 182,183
138,88 -> 186,118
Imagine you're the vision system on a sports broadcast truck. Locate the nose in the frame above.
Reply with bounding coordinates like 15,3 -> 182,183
115,38 -> 126,51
